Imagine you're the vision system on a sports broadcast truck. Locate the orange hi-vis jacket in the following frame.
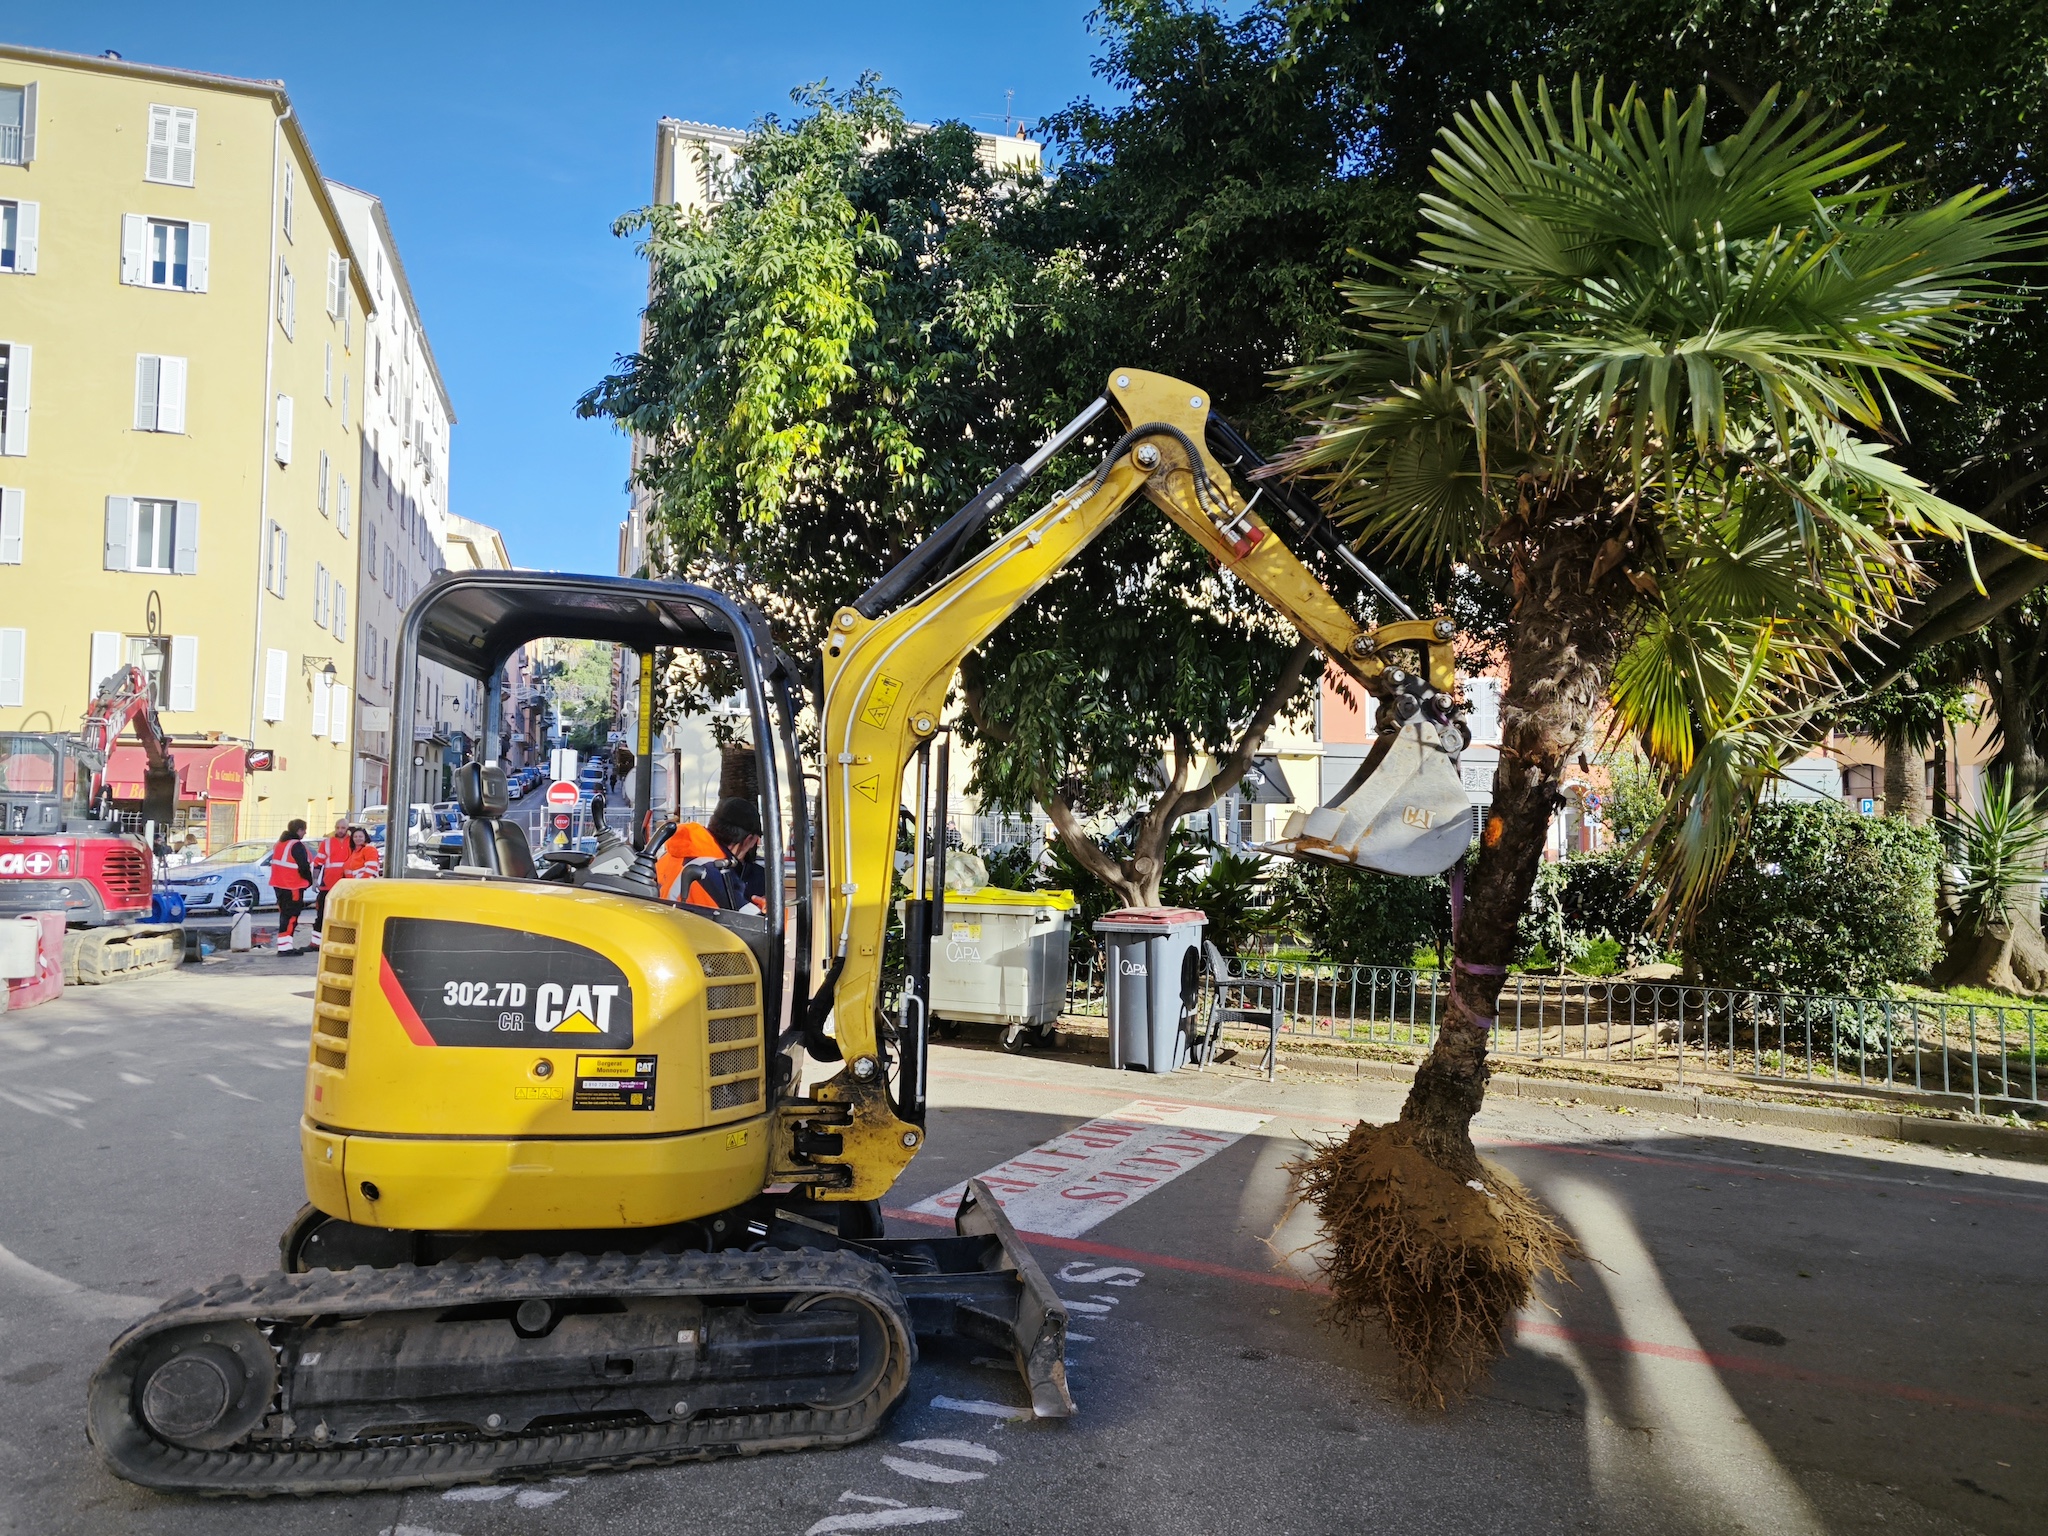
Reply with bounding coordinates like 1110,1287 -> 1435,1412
343,844 -> 382,879
267,836 -> 311,893
654,823 -> 726,909
317,834 -> 351,889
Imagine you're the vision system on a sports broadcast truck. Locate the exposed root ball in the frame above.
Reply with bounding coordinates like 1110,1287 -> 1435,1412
1290,1121 -> 1578,1408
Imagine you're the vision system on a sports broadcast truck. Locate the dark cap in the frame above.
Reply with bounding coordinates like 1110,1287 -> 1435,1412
710,796 -> 762,838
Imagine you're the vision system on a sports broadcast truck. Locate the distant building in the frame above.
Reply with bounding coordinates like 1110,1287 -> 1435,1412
323,180 -> 456,812
0,45 -> 372,847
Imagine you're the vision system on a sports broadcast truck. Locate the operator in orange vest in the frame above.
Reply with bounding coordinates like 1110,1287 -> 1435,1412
655,798 -> 765,912
312,815 -> 351,938
266,819 -> 314,954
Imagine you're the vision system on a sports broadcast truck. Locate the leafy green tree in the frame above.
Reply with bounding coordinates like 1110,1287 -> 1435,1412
1278,81 -> 2034,1174
1935,770 -> 2048,994
579,49 -> 1414,907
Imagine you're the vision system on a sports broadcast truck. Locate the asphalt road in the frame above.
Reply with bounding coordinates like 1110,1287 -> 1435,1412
0,959 -> 2042,1536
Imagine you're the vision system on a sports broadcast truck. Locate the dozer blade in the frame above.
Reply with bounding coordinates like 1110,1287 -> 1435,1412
767,1176 -> 1075,1419
1260,719 -> 1474,877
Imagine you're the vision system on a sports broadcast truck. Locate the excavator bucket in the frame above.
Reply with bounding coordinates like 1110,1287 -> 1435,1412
1260,719 -> 1475,877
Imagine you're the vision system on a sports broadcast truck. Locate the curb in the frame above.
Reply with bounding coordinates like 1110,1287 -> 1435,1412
1037,1017 -> 2048,1162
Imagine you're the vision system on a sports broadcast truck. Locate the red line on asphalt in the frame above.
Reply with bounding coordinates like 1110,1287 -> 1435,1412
1515,1320 -> 2048,1425
885,1203 -> 2045,1424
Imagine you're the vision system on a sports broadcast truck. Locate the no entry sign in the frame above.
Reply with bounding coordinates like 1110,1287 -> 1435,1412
546,780 -> 579,809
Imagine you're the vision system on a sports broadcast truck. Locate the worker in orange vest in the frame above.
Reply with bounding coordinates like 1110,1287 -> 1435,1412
267,820 -> 314,953
654,798 -> 764,911
341,824 -> 382,879
312,815 -> 351,938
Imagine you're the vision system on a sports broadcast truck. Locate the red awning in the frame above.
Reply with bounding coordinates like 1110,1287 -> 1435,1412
105,743 -> 247,803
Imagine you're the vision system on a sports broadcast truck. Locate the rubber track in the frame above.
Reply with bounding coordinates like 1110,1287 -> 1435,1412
88,1246 -> 915,1497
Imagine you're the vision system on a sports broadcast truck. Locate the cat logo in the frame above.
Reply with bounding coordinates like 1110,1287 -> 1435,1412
1401,805 -> 1435,830
535,983 -> 621,1035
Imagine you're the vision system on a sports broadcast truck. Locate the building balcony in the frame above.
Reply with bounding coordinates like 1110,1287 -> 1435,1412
0,123 -> 21,165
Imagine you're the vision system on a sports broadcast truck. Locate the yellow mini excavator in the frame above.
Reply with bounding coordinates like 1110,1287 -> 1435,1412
88,371 -> 1473,1495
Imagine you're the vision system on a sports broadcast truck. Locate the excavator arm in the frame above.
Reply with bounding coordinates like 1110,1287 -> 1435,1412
780,369 -> 1472,1198
81,665 -> 178,828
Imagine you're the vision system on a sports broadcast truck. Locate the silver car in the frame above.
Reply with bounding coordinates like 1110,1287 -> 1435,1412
164,840 -> 280,915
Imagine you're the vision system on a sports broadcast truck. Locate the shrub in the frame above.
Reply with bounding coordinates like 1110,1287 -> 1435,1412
1166,846 -> 1272,956
1271,862 -> 1450,969
1517,851 -> 1664,973
1689,801 -> 1941,996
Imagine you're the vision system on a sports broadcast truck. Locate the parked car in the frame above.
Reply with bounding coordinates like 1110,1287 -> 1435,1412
163,840 -> 280,915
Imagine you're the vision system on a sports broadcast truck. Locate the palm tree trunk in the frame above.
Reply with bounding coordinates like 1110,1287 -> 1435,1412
1882,735 -> 1926,822
1400,515 -> 1626,1175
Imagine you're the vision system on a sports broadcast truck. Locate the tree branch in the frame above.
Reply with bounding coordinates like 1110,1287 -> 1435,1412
1043,792 -> 1138,903
1168,638 -> 1319,820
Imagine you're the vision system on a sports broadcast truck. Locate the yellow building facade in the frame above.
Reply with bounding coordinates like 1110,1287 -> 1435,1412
0,45 -> 371,845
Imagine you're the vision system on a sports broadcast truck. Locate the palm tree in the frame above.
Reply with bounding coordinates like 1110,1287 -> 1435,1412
1276,79 -> 2037,1395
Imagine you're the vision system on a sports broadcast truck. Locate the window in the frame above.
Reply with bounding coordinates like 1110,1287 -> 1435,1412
382,634 -> 391,682
366,520 -> 376,566
325,251 -> 348,318
337,475 -> 350,537
273,394 -> 293,464
0,627 -> 22,708
262,648 -> 287,722
121,216 -> 208,292
145,105 -> 197,187
333,582 -> 347,643
340,371 -> 349,429
363,621 -> 377,680
1,83 -> 37,168
383,543 -> 394,596
323,342 -> 332,402
387,370 -> 398,416
315,561 -> 330,626
281,164 -> 294,241
0,200 -> 37,274
265,521 -> 288,597
372,334 -> 381,387
0,342 -> 28,456
373,247 -> 383,300
317,449 -> 329,514
277,259 -> 295,338
133,355 -> 187,433
123,635 -> 171,708
0,485 -> 22,563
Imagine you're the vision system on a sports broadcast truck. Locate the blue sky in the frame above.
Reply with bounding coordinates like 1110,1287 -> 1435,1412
10,1 -> 1113,570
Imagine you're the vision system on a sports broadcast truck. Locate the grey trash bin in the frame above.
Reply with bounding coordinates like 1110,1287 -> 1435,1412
1093,907 -> 1207,1072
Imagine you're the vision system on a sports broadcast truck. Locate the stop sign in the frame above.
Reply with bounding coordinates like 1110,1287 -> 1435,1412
546,779 -> 579,808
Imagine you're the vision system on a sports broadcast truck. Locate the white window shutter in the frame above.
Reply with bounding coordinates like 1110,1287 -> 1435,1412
311,673 -> 331,736
315,561 -> 329,626
186,222 -> 209,292
135,355 -> 161,431
317,449 -> 329,513
336,259 -> 349,322
338,476 -> 350,537
274,394 -> 293,464
90,632 -> 120,691
104,496 -> 131,571
170,107 -> 196,186
334,583 -> 347,643
0,628 -> 22,707
282,165 -> 294,241
121,215 -> 147,285
325,251 -> 338,316
172,500 -> 199,575
158,356 -> 187,434
0,486 -> 22,563
18,84 -> 34,165
167,635 -> 197,712
1,344 -> 28,455
14,202 -> 36,274
263,648 -> 288,722
323,342 -> 332,402
340,372 -> 349,429
330,682 -> 349,744
147,105 -> 172,182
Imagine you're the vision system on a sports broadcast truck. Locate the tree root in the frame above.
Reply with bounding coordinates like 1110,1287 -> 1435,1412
1289,1120 -> 1579,1408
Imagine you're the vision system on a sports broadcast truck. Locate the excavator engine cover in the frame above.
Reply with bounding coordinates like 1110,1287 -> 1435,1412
1263,719 -> 1474,877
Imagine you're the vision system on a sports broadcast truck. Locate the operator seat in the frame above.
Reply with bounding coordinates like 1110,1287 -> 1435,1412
453,761 -> 538,879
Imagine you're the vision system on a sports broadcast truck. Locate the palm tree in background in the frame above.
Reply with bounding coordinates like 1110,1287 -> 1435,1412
1276,79 -> 2040,1395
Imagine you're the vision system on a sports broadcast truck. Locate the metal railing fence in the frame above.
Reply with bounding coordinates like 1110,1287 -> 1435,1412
1063,958 -> 2048,1115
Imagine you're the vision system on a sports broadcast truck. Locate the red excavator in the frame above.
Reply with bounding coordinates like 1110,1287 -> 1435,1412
0,665 -> 186,982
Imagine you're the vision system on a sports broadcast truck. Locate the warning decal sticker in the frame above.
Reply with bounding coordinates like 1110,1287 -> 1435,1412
380,917 -> 634,1050
574,1054 -> 658,1111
